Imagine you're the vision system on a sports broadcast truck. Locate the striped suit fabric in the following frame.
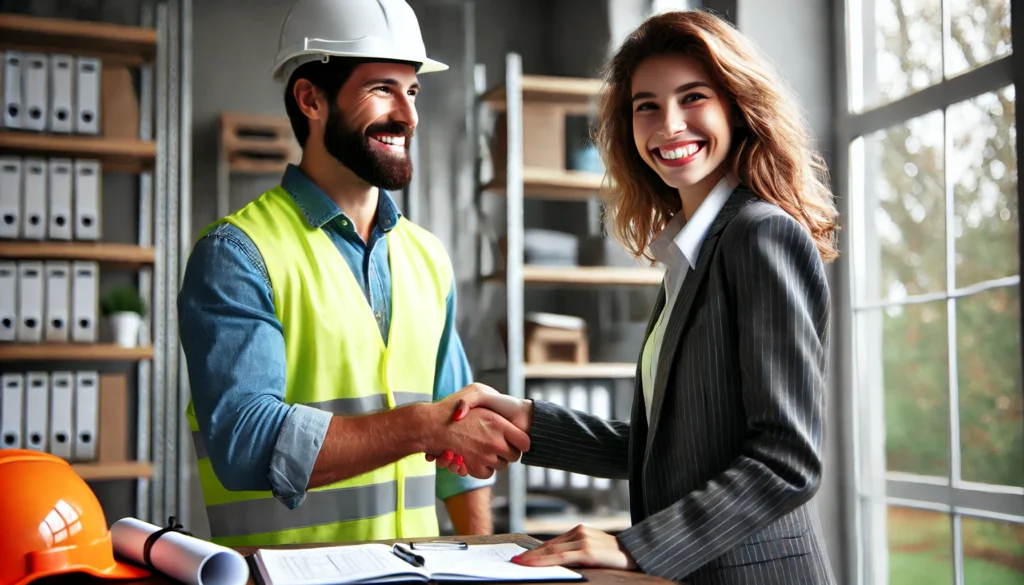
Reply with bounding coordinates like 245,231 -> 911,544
521,188 -> 837,584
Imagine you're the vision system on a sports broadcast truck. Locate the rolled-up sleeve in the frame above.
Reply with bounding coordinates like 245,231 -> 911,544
178,223 -> 330,509
433,278 -> 495,500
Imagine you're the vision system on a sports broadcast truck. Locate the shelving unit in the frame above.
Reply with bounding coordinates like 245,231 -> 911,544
215,111 -> 300,218
476,55 -> 661,534
0,2 -> 192,527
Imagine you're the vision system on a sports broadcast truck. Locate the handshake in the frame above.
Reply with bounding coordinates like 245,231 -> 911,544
420,383 -> 533,479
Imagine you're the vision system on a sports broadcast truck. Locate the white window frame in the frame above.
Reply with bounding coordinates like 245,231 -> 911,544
834,1 -> 1024,584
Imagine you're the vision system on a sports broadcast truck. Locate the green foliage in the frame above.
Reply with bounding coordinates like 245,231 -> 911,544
100,285 -> 147,318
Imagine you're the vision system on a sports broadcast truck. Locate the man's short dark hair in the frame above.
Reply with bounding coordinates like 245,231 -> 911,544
284,58 -> 362,147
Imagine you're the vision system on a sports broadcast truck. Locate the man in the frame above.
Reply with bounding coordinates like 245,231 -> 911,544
179,0 -> 527,547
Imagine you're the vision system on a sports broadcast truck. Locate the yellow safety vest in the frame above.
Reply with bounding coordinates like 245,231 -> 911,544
184,185 -> 450,547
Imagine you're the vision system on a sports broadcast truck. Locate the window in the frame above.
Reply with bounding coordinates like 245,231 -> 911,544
842,1 -> 1022,584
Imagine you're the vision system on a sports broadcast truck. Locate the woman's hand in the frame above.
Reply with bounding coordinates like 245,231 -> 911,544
511,525 -> 638,570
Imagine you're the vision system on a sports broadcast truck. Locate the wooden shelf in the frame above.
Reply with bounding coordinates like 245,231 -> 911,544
482,75 -> 603,113
0,14 -> 156,66
71,461 -> 153,481
0,344 -> 154,362
524,362 -> 636,379
0,242 -> 155,268
487,265 -> 664,287
483,167 -> 604,201
0,133 -> 155,171
524,512 -> 633,535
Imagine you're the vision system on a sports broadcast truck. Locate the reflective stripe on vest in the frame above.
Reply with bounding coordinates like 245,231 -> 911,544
206,475 -> 437,538
184,185 -> 451,546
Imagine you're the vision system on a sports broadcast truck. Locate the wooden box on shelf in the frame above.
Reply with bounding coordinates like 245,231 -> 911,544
220,111 -> 300,174
500,312 -> 589,365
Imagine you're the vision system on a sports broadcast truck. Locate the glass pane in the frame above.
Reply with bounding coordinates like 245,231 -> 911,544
950,86 -> 1018,287
879,302 -> 950,476
887,507 -> 953,584
861,0 -> 942,109
956,287 -> 1023,487
863,111 -> 946,302
945,0 -> 1013,79
962,516 -> 1024,584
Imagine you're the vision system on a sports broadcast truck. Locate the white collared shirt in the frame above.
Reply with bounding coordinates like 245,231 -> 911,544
640,173 -> 739,422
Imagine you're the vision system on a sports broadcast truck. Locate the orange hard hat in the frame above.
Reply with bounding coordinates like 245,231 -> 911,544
0,449 -> 151,585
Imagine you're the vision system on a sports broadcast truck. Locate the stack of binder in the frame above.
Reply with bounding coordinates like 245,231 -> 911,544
0,156 -> 102,241
0,370 -> 99,462
0,260 -> 98,343
1,50 -> 101,135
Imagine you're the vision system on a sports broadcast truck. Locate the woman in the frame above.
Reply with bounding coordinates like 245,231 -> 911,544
434,10 -> 839,584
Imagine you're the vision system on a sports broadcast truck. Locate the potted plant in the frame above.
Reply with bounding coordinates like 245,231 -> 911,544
100,285 -> 147,348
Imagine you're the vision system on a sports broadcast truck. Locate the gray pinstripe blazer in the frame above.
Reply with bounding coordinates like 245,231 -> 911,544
522,189 -> 837,584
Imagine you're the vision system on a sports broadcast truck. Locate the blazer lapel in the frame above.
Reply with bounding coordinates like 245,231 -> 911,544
643,189 -> 755,458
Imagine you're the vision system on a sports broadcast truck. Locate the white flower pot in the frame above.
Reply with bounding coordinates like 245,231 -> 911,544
110,312 -> 141,348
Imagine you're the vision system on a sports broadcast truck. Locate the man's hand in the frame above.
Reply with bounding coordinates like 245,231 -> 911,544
511,525 -> 637,570
421,384 -> 531,479
426,383 -> 534,475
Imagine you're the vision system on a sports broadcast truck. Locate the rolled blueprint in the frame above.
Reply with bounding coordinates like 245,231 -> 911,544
110,517 -> 249,585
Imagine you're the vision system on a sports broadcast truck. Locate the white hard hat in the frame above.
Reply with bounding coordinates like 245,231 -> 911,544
271,0 -> 448,83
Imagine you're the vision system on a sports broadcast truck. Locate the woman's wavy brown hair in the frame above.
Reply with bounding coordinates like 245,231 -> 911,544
595,10 -> 839,263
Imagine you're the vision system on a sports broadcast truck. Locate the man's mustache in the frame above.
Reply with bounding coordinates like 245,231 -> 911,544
364,120 -> 414,140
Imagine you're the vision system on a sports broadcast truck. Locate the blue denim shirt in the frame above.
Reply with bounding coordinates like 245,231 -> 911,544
178,164 -> 492,510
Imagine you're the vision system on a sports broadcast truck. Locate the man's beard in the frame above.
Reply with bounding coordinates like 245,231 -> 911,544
323,103 -> 413,191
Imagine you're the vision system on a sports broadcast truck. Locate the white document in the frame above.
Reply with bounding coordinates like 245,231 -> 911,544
24,371 -> 49,452
74,57 -> 100,135
567,382 -> 591,489
48,158 -> 73,240
111,518 -> 249,585
590,380 -> 613,489
251,542 -> 583,585
48,54 -> 73,133
0,156 -> 21,239
44,261 -> 70,342
73,159 -> 101,240
49,371 -> 74,460
526,383 -> 546,489
17,261 -> 43,343
73,371 -> 98,461
0,261 -> 15,341
2,51 -> 23,129
21,158 -> 47,240
1,373 -> 24,449
21,52 -> 47,132
544,381 -> 568,488
71,261 -> 98,342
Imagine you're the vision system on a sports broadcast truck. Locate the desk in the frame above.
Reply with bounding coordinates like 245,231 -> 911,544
119,534 -> 674,585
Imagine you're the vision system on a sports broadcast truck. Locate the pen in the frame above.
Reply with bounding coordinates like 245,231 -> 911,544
392,543 -> 425,567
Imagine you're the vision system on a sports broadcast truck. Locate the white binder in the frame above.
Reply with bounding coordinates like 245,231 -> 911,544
73,371 -> 99,462
1,50 -> 23,129
589,380 -> 613,490
1,373 -> 24,450
17,261 -> 43,343
0,156 -> 21,239
21,158 -> 46,240
48,54 -> 74,133
48,158 -> 73,240
49,371 -> 74,460
544,381 -> 568,488
73,159 -> 101,240
44,261 -> 71,343
526,383 -> 546,489
21,52 -> 47,132
0,261 -> 14,341
71,261 -> 98,343
74,57 -> 100,135
567,382 -> 591,489
24,372 -> 49,452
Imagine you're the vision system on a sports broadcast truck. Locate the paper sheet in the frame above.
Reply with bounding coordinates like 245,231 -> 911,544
256,544 -> 423,585
110,518 -> 250,585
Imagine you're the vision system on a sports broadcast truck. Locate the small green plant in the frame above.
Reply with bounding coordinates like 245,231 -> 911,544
100,285 -> 147,318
